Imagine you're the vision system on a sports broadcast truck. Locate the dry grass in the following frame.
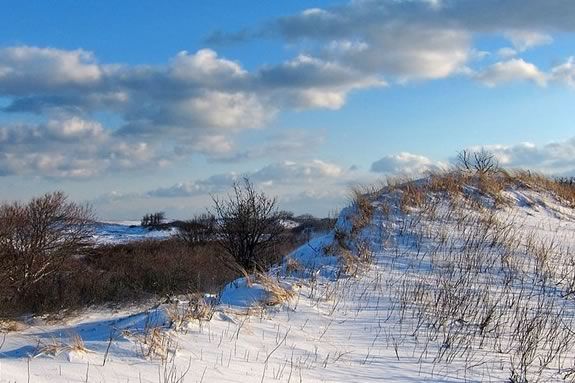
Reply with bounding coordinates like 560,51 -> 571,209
129,325 -> 177,362
34,333 -> 89,358
350,186 -> 375,234
166,294 -> 215,331
369,170 -> 575,382
255,272 -> 295,306
285,256 -> 303,275
512,170 -> 575,208
0,320 -> 27,332
380,169 -> 573,213
338,248 -> 361,276
399,183 -> 426,212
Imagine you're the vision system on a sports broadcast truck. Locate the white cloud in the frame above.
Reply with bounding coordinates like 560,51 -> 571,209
0,46 -> 101,94
45,117 -> 105,141
497,47 -> 518,59
148,173 -> 239,198
169,91 -> 270,130
170,49 -> 246,84
148,159 -> 345,198
504,30 -> 553,51
210,0 -> 575,86
550,57 -> 575,87
474,59 -> 547,87
252,160 -> 343,184
258,54 -> 385,109
0,116 -> 168,178
371,152 -> 444,175
480,139 -> 575,176
2,1 -> 575,179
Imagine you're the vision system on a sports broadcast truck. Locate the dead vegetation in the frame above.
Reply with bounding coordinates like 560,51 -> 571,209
255,272 -> 295,306
363,168 -> 575,382
35,333 -> 89,359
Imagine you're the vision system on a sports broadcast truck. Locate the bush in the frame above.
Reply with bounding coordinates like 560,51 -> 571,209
2,239 -> 240,317
86,239 -> 236,297
456,148 -> 500,174
0,192 -> 94,309
211,177 -> 286,271
177,213 -> 216,247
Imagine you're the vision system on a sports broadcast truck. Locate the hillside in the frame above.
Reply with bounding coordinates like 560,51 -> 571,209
1,171 -> 575,382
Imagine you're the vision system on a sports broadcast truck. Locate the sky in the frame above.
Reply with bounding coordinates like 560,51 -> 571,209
1,0 -> 574,219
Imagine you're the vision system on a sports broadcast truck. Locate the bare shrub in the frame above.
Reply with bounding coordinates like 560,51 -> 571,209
212,177 -> 286,271
457,148 -> 500,174
0,192 -> 94,308
88,239 -> 237,297
177,213 -> 216,247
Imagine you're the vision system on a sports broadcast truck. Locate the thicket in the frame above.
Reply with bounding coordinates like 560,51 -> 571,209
0,181 -> 321,318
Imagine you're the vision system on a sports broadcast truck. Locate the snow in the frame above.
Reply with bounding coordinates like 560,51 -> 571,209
2,182 -> 575,382
91,222 -> 177,244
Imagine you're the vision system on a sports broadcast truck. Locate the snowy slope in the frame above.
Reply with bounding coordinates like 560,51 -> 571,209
2,177 -> 575,382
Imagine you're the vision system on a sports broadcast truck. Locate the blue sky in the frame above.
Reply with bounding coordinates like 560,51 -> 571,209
1,0 -> 574,219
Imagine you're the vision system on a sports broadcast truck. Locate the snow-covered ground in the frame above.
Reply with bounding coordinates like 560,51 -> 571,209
91,222 -> 177,244
91,219 -> 301,245
2,180 -> 575,382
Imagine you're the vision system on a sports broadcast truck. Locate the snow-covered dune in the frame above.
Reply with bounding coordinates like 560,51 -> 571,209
2,173 -> 575,382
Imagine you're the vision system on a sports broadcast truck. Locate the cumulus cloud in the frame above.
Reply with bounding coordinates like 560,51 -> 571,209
479,138 -> 575,176
204,129 -> 327,163
0,45 -> 385,178
251,160 -> 343,184
504,30 -> 553,51
371,152 -> 444,175
474,58 -> 547,87
148,173 -> 239,198
148,159 -> 344,198
550,57 -> 575,86
3,1 -> 575,179
0,116 -> 167,178
0,46 -> 101,94
209,0 -> 575,83
472,57 -> 575,88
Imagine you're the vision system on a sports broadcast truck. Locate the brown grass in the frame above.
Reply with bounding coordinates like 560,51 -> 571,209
380,169 -> 573,213
34,334 -> 88,358
350,186 -> 375,234
255,272 -> 295,306
511,170 -> 575,208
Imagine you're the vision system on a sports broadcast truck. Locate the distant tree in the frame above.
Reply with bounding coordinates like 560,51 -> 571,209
0,192 -> 94,302
177,213 -> 216,247
211,178 -> 285,271
457,148 -> 500,174
278,210 -> 295,220
295,214 -> 315,221
141,212 -> 165,227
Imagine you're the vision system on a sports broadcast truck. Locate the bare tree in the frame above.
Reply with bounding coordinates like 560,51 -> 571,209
0,192 -> 94,302
456,148 -> 500,174
141,212 -> 165,228
177,213 -> 216,247
211,178 -> 285,271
